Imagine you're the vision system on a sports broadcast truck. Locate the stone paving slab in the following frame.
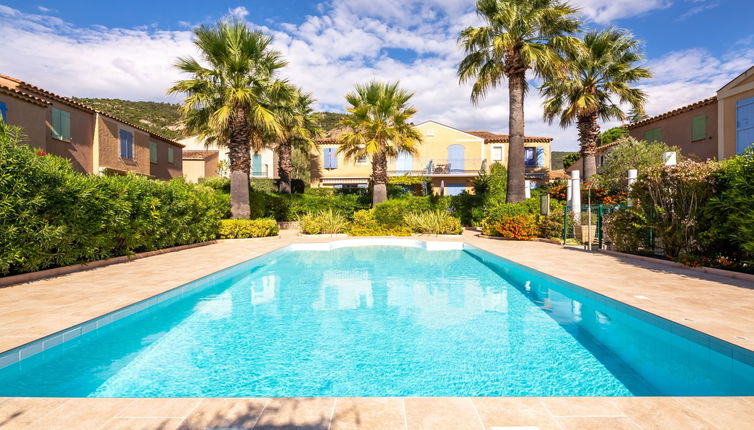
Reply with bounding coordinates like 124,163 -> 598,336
1,230 -> 754,428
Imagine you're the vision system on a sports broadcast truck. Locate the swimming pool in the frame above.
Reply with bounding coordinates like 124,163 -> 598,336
1,240 -> 753,397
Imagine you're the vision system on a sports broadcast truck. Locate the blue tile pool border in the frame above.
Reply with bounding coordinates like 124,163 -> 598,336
1,239 -> 753,373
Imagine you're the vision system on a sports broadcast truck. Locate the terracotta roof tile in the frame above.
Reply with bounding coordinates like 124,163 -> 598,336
627,97 -> 717,129
182,150 -> 218,160
0,84 -> 51,107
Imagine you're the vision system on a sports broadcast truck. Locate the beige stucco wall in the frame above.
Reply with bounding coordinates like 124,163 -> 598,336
183,159 -> 206,183
0,94 -> 47,151
149,138 -> 183,180
719,85 -> 754,159
44,101 -> 95,173
179,136 -> 277,179
97,116 -> 150,176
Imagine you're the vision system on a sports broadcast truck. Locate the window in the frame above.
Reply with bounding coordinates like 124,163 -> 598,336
149,141 -> 158,163
691,115 -> 706,141
323,147 -> 338,169
491,146 -> 503,162
524,147 -> 536,167
252,154 -> 262,176
357,155 -> 368,164
51,107 -> 71,141
0,102 -> 7,123
119,129 -> 134,159
168,147 -> 175,164
535,146 -> 545,167
644,127 -> 662,142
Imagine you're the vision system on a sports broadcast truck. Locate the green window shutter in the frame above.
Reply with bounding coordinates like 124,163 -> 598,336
61,110 -> 71,140
644,128 -> 662,142
150,142 -> 158,163
168,147 -> 174,164
51,107 -> 62,139
692,115 -> 706,141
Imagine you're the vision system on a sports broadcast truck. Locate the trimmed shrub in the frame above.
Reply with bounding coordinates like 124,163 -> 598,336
217,219 -> 279,239
0,127 -> 225,276
405,210 -> 462,235
494,215 -> 539,240
298,210 -> 350,234
603,209 -> 648,253
348,209 -> 412,236
480,198 -> 540,236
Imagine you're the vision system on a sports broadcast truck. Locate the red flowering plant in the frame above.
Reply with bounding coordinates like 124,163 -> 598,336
36,150 -> 46,156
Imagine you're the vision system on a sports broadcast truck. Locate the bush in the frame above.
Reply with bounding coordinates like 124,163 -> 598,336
217,219 -> 279,239
494,215 -> 539,240
537,209 -> 566,239
632,160 -> 719,257
348,209 -> 412,236
699,148 -> 754,269
603,209 -> 648,253
405,210 -> 462,235
250,178 -> 278,193
373,196 -> 451,227
0,126 -> 225,276
298,210 -> 350,234
480,198 -> 541,236
595,138 -> 681,193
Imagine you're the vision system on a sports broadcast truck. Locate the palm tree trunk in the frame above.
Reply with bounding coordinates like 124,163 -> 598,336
578,114 -> 600,180
506,69 -> 526,203
228,106 -> 251,219
277,141 -> 293,194
372,148 -> 388,206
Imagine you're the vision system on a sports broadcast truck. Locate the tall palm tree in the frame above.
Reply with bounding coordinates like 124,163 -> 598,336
458,0 -> 581,203
169,21 -> 288,218
541,28 -> 651,179
338,81 -> 422,206
275,87 -> 320,194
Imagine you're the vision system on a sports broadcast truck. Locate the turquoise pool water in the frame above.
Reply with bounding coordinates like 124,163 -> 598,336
1,241 -> 753,397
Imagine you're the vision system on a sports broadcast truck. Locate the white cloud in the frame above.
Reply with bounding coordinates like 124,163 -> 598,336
227,6 -> 249,20
0,3 -> 750,152
571,0 -> 672,24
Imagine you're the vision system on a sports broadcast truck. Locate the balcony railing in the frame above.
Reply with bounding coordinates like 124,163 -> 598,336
388,158 -> 485,176
251,167 -> 269,178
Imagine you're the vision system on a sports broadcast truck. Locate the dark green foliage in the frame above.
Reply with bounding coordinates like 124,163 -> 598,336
451,163 -> 508,226
0,127 -> 225,275
315,112 -> 348,132
249,178 -> 278,193
598,126 -> 629,146
479,198 -> 541,236
561,152 -> 581,169
700,148 -> 754,268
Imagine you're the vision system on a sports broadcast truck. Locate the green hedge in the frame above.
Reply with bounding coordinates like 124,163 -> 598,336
217,219 -> 279,239
0,125 -> 226,276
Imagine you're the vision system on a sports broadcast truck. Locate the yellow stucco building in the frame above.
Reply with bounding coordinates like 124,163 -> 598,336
311,120 -> 552,195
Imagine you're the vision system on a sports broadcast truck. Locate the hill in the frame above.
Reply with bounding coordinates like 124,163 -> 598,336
73,98 -> 346,141
74,98 -> 184,140
551,151 -> 578,170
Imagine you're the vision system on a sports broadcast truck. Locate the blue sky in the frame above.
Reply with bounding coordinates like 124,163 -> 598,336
1,0 -> 753,150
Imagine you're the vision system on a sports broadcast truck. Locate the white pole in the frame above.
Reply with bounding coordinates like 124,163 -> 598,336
663,151 -> 677,166
571,170 -> 581,224
524,180 -> 531,199
627,168 -> 637,207
566,178 -> 573,206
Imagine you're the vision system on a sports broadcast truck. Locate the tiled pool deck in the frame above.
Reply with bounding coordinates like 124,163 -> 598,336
1,230 -> 753,429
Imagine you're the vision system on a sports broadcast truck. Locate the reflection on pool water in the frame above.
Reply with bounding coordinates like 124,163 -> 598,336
0,241 -> 752,397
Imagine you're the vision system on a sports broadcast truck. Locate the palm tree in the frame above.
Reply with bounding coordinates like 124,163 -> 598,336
458,0 -> 581,203
541,28 -> 651,179
275,87 -> 320,194
169,21 -> 288,218
338,81 -> 422,206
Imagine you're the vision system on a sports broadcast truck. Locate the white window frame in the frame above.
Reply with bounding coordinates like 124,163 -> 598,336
491,145 -> 503,162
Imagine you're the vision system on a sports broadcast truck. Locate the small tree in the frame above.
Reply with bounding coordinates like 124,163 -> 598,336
599,127 -> 628,146
595,138 -> 680,193
632,160 -> 719,257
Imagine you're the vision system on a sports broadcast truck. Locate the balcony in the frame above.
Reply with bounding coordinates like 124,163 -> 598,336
388,158 -> 485,177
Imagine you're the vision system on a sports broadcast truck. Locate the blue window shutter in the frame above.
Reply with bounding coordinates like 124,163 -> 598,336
536,147 -> 545,167
0,102 -> 7,122
324,148 -> 333,169
150,142 -> 158,163
252,154 -> 262,174
330,149 -> 338,168
168,147 -> 174,164
120,130 -> 133,159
